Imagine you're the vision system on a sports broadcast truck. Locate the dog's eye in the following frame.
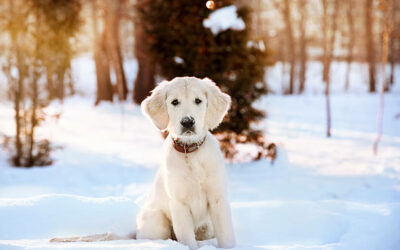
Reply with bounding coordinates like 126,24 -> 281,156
171,99 -> 179,106
195,98 -> 202,104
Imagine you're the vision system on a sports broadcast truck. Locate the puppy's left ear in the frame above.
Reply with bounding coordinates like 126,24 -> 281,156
203,78 -> 231,130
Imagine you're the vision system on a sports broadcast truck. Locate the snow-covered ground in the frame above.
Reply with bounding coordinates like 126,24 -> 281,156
0,58 -> 399,250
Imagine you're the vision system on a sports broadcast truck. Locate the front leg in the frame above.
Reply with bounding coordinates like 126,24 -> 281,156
209,195 -> 236,248
170,199 -> 198,250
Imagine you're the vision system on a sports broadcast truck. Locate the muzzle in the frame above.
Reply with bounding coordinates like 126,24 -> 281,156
180,116 -> 195,133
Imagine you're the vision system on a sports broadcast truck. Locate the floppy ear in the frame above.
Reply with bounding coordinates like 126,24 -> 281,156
141,81 -> 169,130
203,78 -> 231,130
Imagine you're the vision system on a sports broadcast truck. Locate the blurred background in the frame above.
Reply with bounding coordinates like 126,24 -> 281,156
0,0 -> 399,249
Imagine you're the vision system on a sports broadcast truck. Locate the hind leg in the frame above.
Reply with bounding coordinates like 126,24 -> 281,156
136,209 -> 171,240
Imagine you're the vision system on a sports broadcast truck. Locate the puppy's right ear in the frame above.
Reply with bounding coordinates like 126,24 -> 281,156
141,81 -> 169,130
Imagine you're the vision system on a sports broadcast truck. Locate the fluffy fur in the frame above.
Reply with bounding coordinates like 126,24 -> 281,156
137,77 -> 235,249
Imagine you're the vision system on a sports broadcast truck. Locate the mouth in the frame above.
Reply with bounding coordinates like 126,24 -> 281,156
181,129 -> 195,135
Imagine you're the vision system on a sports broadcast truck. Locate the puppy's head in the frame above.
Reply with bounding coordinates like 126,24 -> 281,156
141,77 -> 231,143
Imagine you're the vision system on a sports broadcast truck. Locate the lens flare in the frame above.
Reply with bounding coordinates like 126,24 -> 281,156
206,0 -> 215,10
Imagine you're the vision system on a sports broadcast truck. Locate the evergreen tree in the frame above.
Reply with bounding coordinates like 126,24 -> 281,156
136,0 -> 273,160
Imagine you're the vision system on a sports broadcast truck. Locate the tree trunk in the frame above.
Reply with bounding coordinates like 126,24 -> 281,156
388,0 -> 396,86
104,0 -> 128,101
95,34 -> 114,105
329,0 -> 339,71
46,65 -> 55,100
13,55 -> 23,166
322,0 -> 328,84
28,66 -> 38,166
9,0 -> 23,166
389,57 -> 394,85
66,66 -> 75,96
365,0 -> 376,92
374,0 -> 390,154
298,0 -> 307,94
322,0 -> 330,137
54,66 -> 65,100
322,0 -> 339,137
282,0 -> 296,94
92,0 -> 113,105
373,33 -> 387,154
345,0 -> 354,90
133,57 -> 155,104
133,11 -> 155,104
27,14 -> 41,166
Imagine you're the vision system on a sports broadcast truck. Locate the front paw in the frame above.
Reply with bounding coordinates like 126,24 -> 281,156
186,241 -> 199,250
218,237 -> 235,249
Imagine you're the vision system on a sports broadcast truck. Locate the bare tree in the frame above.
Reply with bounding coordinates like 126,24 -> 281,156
27,18 -> 40,165
321,0 -> 330,137
374,0 -> 393,154
345,0 -> 355,90
8,0 -> 24,166
388,0 -> 398,87
92,0 -> 113,105
104,0 -> 128,101
132,0 -> 155,104
321,0 -> 339,137
281,0 -> 296,94
365,0 -> 376,92
298,0 -> 308,94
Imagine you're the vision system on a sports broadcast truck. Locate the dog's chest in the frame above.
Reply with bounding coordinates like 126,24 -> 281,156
182,155 -> 210,220
170,153 -> 210,202
185,155 -> 208,183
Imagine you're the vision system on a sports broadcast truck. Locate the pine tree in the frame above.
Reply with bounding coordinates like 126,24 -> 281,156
136,0 -> 273,160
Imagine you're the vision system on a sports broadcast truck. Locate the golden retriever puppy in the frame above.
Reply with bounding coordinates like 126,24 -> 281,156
137,77 -> 235,249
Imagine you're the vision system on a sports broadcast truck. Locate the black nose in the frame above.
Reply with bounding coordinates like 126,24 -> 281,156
181,116 -> 195,129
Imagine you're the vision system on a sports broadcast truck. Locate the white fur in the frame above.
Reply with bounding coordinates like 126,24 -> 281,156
138,77 -> 235,249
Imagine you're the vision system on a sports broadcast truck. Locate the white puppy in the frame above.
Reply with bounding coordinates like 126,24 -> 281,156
137,76 -> 235,249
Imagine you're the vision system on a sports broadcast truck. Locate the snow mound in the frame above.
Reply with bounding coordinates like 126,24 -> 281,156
0,194 -> 138,240
203,6 -> 245,35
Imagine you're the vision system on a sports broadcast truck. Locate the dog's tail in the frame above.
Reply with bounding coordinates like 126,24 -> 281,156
50,232 -> 136,243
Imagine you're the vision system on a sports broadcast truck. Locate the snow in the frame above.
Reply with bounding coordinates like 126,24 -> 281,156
174,57 -> 184,64
0,57 -> 400,249
247,40 -> 266,52
10,67 -> 18,79
70,54 -> 138,97
0,194 -> 138,240
265,61 -> 400,94
203,6 -> 245,35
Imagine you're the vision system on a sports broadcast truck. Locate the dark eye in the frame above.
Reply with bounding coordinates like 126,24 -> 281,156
171,99 -> 179,106
195,98 -> 202,104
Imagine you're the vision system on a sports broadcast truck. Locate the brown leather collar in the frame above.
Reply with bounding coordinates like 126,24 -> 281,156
172,136 -> 206,154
